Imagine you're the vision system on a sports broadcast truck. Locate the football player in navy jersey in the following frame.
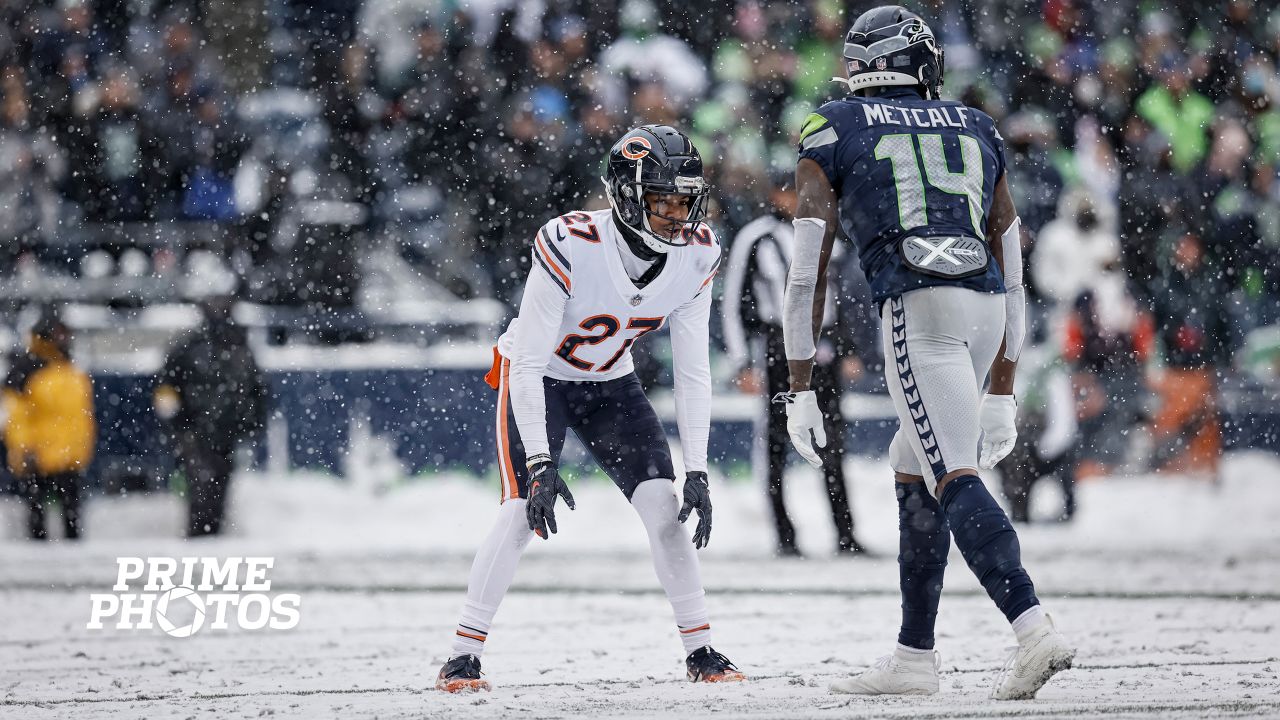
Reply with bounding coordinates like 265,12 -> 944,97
777,6 -> 1075,699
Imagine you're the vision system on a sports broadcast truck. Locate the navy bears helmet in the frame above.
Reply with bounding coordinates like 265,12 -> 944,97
840,6 -> 945,100
603,125 -> 711,255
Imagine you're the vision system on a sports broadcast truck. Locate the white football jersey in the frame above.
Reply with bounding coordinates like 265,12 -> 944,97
498,208 -> 722,382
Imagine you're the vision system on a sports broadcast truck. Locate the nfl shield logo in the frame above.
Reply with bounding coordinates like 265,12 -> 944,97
875,57 -> 887,70
630,294 -> 643,306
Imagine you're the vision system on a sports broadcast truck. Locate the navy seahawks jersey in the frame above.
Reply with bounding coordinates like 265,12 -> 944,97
798,87 -> 1006,304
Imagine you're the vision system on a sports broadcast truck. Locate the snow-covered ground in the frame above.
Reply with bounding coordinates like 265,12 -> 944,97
1,452 -> 1279,718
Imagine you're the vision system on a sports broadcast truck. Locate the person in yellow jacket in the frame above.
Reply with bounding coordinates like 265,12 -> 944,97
3,311 -> 95,540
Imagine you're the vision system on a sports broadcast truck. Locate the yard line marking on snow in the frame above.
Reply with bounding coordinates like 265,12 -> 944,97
5,581 -> 1280,601
3,683 -> 1280,719
4,659 -> 1279,706
811,700 -> 1280,719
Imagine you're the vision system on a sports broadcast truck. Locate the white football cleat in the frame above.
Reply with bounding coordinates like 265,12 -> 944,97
992,615 -> 1075,700
829,646 -> 940,695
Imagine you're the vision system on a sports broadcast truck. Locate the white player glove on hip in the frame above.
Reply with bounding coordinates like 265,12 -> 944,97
774,390 -> 826,469
978,394 -> 1018,469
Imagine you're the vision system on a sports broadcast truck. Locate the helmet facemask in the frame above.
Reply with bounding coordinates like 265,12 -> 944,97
604,162 -> 711,255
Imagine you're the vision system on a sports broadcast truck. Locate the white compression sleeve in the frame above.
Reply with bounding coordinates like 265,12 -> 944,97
1000,217 -> 1025,362
508,262 -> 570,459
670,288 -> 713,473
782,217 -> 826,361
632,479 -> 711,654
451,499 -> 534,657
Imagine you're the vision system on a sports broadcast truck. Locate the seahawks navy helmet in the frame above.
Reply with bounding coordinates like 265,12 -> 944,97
603,125 -> 710,255
839,6 -> 944,100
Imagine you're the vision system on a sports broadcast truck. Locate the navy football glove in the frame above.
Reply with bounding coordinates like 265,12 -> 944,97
525,458 -> 575,539
678,471 -> 712,549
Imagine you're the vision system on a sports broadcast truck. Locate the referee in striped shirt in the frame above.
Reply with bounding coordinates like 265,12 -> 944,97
722,170 -> 869,556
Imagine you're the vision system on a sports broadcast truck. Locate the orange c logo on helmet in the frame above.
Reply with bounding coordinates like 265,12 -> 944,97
621,136 -> 652,160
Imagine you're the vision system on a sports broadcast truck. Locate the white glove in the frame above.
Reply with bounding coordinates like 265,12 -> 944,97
775,390 -> 826,469
978,394 -> 1018,469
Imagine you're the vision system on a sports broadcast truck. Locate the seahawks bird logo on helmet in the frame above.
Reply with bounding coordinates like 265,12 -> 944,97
836,6 -> 945,100
603,125 -> 711,255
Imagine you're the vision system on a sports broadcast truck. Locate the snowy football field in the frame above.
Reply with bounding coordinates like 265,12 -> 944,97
2,452 -> 1279,719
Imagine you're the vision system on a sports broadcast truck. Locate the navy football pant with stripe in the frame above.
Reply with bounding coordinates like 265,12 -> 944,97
493,356 -> 674,503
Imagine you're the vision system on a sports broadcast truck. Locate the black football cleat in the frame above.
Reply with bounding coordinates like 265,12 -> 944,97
686,646 -> 746,683
435,654 -> 491,693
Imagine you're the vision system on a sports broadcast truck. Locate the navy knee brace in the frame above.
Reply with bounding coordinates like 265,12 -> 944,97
940,475 -> 1039,622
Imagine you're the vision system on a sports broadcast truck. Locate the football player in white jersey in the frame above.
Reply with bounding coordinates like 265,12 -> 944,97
436,125 -> 744,692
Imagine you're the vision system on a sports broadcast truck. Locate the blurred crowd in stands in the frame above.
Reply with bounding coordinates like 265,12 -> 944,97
0,0 -> 1278,516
